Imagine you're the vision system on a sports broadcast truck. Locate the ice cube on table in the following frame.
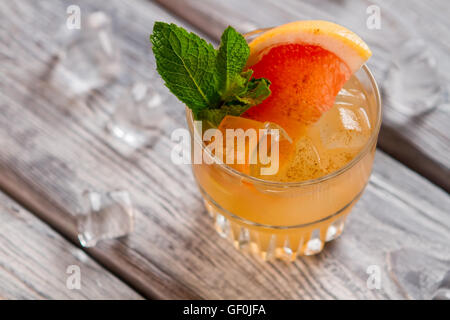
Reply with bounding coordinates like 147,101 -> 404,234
387,248 -> 450,300
384,39 -> 443,115
77,190 -> 134,247
50,11 -> 121,96
106,82 -> 167,150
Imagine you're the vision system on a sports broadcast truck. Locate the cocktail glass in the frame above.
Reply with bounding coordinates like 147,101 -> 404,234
187,29 -> 382,260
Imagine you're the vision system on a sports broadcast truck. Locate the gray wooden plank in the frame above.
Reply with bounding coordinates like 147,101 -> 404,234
155,0 -> 450,192
0,0 -> 449,300
0,191 -> 142,299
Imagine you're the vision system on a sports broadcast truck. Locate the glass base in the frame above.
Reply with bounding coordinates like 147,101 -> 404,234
203,198 -> 349,261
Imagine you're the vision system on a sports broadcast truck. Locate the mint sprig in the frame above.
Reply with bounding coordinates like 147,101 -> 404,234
150,22 -> 220,115
216,26 -> 250,100
150,22 -> 271,126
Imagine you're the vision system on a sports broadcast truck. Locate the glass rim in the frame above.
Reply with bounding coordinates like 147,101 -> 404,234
187,63 -> 381,187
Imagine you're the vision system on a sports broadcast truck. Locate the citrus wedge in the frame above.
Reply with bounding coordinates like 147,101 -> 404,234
243,20 -> 372,135
216,116 -> 293,176
214,116 -> 264,174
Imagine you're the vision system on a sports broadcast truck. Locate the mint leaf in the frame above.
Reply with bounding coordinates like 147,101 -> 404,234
150,22 -> 220,115
216,26 -> 250,100
151,23 -> 272,126
237,77 -> 271,106
199,77 -> 271,127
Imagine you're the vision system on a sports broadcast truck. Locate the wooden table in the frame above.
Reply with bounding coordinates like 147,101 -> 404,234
0,0 -> 448,299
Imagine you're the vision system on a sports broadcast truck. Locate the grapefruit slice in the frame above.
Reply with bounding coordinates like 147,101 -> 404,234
243,20 -> 372,136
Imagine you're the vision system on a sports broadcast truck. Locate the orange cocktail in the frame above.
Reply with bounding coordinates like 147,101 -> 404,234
188,24 -> 381,260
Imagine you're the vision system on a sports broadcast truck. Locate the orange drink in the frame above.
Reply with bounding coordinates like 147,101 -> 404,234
187,24 -> 381,260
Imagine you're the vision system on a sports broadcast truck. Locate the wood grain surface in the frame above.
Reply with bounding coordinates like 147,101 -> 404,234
0,0 -> 449,299
155,0 -> 450,192
0,191 -> 141,299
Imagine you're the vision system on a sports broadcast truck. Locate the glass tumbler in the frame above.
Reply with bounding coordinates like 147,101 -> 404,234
187,29 -> 382,261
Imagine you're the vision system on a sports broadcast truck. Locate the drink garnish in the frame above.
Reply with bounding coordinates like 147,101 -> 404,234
150,22 -> 271,127
242,21 -> 372,137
